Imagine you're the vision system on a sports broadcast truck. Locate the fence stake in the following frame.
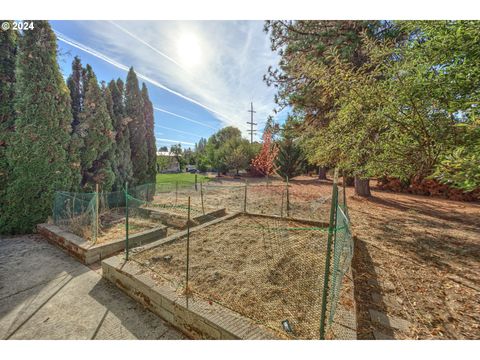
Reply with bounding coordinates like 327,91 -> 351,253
342,170 -> 348,218
280,189 -> 284,218
95,183 -> 99,241
185,196 -> 191,304
175,181 -> 178,205
200,182 -> 205,215
286,176 -> 290,218
195,174 -> 198,191
243,180 -> 248,213
125,181 -> 129,261
319,168 -> 339,339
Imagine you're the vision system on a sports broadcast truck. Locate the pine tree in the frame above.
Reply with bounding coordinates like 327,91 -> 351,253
0,21 -> 17,232
109,79 -> 133,189
141,83 -> 157,182
275,139 -> 305,180
2,21 -> 75,233
125,67 -> 148,184
77,68 -> 115,191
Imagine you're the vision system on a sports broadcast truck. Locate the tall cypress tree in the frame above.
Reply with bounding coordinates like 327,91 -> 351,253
109,79 -> 133,189
2,21 -> 75,233
125,67 -> 148,184
66,56 -> 84,131
77,68 -> 115,191
0,21 -> 18,232
141,83 -> 157,182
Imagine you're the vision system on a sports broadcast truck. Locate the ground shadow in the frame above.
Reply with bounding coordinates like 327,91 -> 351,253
87,276 -> 183,339
352,236 -> 395,340
0,235 -> 89,339
365,192 -> 480,227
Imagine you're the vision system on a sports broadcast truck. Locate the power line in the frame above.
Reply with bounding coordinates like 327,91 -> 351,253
247,102 -> 257,144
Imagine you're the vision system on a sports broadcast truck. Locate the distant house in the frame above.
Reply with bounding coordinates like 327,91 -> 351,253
156,151 -> 181,173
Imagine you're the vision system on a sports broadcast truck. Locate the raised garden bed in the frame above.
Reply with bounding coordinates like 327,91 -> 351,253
138,207 -> 226,229
37,223 -> 167,265
102,212 -> 356,339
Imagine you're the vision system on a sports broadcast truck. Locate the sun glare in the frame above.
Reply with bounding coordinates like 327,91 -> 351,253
176,32 -> 202,68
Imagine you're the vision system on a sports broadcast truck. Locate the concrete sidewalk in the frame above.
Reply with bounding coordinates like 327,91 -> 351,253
0,235 -> 186,340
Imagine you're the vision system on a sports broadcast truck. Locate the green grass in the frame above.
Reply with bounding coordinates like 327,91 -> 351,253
156,172 -> 210,185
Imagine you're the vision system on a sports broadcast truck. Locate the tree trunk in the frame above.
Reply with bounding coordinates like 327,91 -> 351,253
345,176 -> 355,187
318,166 -> 328,180
354,176 -> 371,197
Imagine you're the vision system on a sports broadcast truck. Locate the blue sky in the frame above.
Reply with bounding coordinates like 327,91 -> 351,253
50,20 -> 289,149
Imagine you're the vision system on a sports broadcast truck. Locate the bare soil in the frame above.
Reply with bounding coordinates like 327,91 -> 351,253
94,215 -> 159,245
132,213 -> 329,339
145,175 -> 480,339
346,183 -> 480,339
150,178 -> 332,222
59,209 -> 161,245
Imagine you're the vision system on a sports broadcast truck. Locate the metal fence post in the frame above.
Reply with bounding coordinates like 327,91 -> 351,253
200,181 -> 205,215
175,181 -> 178,205
319,168 -> 339,339
125,181 -> 129,261
195,174 -> 198,191
243,180 -> 248,213
95,183 -> 99,241
286,176 -> 290,218
342,171 -> 348,219
185,196 -> 191,299
280,189 -> 284,218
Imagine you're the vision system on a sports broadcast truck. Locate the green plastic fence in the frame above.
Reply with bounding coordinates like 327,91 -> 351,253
51,175 -> 353,339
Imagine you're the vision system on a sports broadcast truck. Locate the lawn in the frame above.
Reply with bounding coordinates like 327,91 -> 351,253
156,172 -> 210,185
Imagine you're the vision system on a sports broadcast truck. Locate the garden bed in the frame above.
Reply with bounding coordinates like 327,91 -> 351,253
102,212 -> 356,339
37,222 -> 167,265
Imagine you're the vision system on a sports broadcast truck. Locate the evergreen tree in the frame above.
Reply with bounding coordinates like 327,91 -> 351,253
109,79 -> 133,190
66,56 -> 84,131
2,21 -> 75,233
0,21 -> 17,231
125,67 -> 148,184
275,139 -> 305,180
141,83 -> 157,182
77,68 -> 115,191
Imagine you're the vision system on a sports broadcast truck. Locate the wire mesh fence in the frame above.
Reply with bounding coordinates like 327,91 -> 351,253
51,174 -> 353,339
53,191 -> 98,240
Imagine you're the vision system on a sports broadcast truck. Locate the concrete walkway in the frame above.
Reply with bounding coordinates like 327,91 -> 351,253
0,235 -> 186,340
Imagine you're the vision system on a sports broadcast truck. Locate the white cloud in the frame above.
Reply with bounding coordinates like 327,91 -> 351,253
65,21 -> 280,140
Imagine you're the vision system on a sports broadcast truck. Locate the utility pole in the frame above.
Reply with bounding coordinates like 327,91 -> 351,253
247,102 -> 257,144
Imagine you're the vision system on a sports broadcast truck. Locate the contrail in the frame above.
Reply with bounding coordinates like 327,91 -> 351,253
156,124 -> 204,138
109,21 -> 187,72
154,106 -> 216,129
156,138 -> 195,146
53,29 -> 235,127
